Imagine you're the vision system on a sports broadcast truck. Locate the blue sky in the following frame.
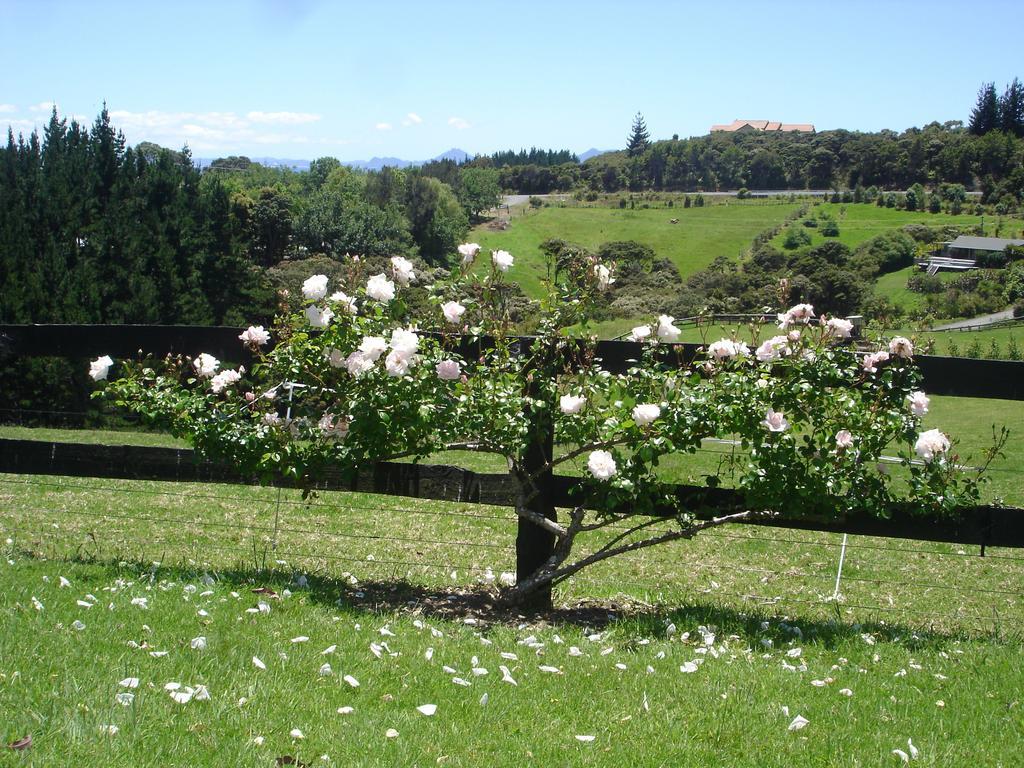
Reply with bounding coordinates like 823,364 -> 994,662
2,0 -> 1023,160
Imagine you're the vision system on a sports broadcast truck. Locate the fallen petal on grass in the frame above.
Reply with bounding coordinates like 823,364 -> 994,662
788,715 -> 809,731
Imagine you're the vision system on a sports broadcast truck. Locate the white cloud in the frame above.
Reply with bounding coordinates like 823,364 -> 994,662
448,116 -> 471,130
5,106 -> 335,153
246,111 -> 321,125
375,122 -> 393,131
100,109 -> 324,151
4,119 -> 36,134
29,101 -> 58,113
402,112 -> 423,126
0,104 -> 16,113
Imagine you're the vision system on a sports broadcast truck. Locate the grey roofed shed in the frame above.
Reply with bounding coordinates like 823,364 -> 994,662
945,235 -> 1024,251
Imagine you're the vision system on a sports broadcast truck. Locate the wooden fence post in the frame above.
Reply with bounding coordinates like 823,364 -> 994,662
515,360 -> 557,611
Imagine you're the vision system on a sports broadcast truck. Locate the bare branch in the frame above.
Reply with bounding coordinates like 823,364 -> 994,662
514,504 -> 568,538
507,510 -> 757,600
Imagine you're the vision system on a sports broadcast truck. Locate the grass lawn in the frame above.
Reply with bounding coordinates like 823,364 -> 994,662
1,467 -> 1022,766
472,201 -> 801,300
872,266 -> 969,315
1,377 -> 1021,764
772,203 -> 991,253
876,323 -> 1024,359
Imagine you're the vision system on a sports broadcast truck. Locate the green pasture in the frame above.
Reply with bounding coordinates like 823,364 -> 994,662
472,201 -> 801,299
1,462 -> 1022,766
872,266 -> 968,314
1,408 -> 1023,765
772,203 -> 991,252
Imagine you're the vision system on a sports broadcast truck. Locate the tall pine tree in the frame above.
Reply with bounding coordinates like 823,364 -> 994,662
626,112 -> 651,157
999,77 -> 1024,137
969,82 -> 1000,135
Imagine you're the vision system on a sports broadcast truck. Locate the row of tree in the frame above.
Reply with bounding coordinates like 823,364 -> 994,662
969,79 -> 1024,137
0,109 -> 274,325
498,122 -> 1024,201
0,108 -> 485,326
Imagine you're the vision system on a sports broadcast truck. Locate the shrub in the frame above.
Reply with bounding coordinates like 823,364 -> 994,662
94,245 -> 992,602
907,273 -> 945,294
783,227 -> 812,250
1008,337 -> 1021,360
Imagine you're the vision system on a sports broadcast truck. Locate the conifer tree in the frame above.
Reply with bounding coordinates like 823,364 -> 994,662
969,83 -> 1000,135
626,112 -> 651,156
999,77 -> 1024,138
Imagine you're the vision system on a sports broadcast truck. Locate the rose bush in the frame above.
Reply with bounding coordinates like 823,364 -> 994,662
93,244 -> 996,602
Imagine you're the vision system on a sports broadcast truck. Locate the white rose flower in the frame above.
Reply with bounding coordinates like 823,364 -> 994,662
914,428 -> 950,462
210,369 -> 242,394
193,353 -> 220,378
593,264 -> 614,290
907,391 -> 930,417
358,336 -> 388,361
492,250 -> 514,271
302,274 -> 329,301
329,291 -> 358,314
385,349 -> 414,377
756,336 -> 790,363
391,256 -> 416,287
318,413 -> 349,439
389,327 -> 420,357
835,429 -> 854,449
707,339 -> 750,361
862,350 -> 890,373
825,318 -> 853,339
325,348 -> 346,368
345,350 -> 376,377
629,325 -> 651,342
435,360 -> 461,380
458,242 -> 481,265
777,303 -> 815,330
366,273 -> 396,303
304,305 -> 334,328
89,355 -> 114,381
587,450 -> 617,481
441,301 -> 466,324
761,408 -> 789,433
632,403 -> 661,426
656,315 -> 681,342
238,326 -> 270,347
559,394 -> 586,414
888,336 -> 914,358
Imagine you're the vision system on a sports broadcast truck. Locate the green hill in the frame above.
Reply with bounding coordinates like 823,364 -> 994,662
472,200 -> 801,299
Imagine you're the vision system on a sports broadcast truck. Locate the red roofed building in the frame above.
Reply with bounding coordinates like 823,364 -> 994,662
711,119 -> 815,133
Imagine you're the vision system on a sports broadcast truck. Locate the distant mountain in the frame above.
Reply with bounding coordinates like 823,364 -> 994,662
578,148 -> 608,162
344,148 -> 471,170
433,148 -> 470,163
342,156 -> 417,171
193,156 -> 312,171
194,148 -> 473,172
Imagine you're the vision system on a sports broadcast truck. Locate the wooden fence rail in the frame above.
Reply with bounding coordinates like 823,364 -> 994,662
1,324 -> 1022,608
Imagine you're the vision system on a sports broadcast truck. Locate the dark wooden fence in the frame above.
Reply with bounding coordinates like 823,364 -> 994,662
1,324 -> 1022,608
